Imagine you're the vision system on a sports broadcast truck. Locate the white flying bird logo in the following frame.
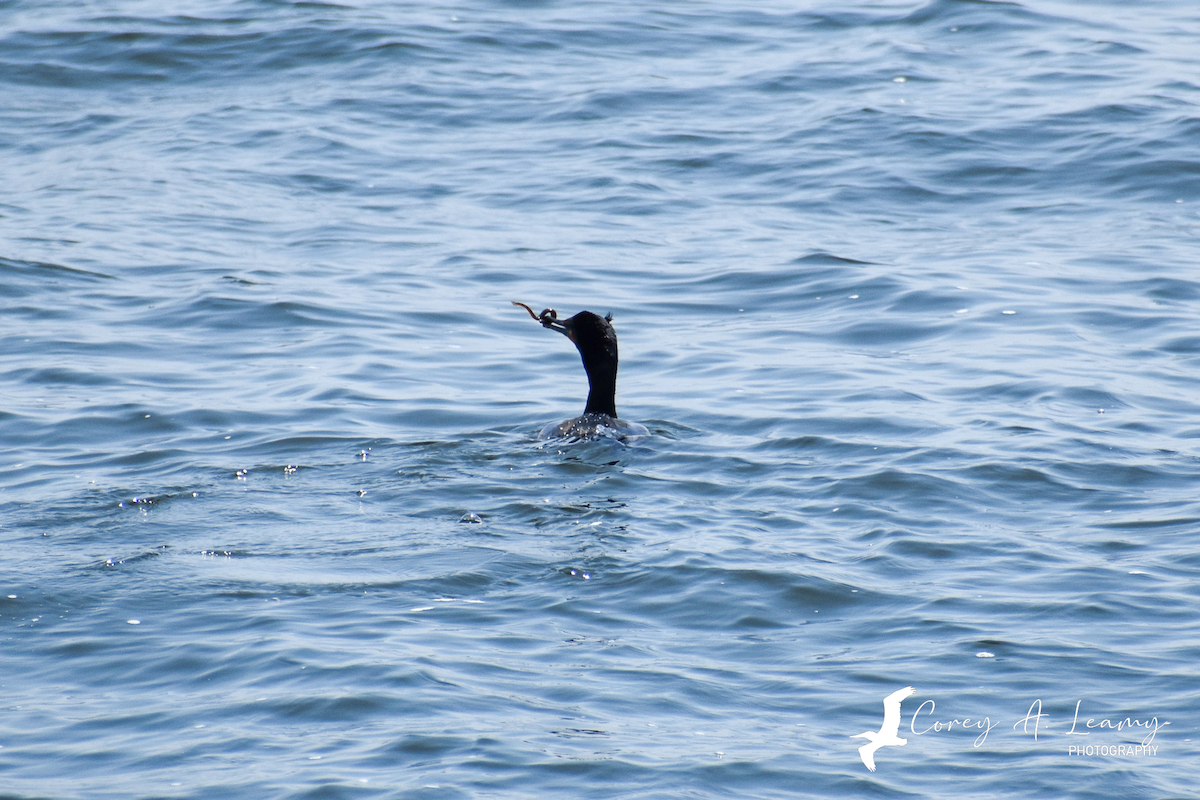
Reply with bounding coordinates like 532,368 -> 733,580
851,686 -> 916,772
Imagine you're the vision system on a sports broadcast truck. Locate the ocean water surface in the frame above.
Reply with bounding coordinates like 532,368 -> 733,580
2,0 -> 1199,797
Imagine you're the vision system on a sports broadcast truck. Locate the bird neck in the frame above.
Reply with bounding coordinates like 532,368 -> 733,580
582,361 -> 618,418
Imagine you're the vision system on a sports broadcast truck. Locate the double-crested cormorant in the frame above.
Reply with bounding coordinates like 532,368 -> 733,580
513,302 -> 648,440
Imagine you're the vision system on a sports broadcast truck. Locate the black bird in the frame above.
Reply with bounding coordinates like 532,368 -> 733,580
513,302 -> 648,440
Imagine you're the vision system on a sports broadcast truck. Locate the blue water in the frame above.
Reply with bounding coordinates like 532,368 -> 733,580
3,0 -> 1199,797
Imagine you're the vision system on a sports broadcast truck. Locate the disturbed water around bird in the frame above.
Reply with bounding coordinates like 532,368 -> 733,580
2,1 -> 1199,797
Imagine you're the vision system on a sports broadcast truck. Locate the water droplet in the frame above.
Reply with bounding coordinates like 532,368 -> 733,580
893,76 -> 907,83
976,651 -> 994,658
127,619 -> 140,625
357,489 -> 366,497
1002,310 -> 1016,315
460,512 -> 482,523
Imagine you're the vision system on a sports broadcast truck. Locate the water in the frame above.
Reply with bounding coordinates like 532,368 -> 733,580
2,0 -> 1199,797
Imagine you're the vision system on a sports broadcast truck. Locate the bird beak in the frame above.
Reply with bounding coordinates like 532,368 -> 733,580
513,301 -> 574,342
541,314 -> 573,341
